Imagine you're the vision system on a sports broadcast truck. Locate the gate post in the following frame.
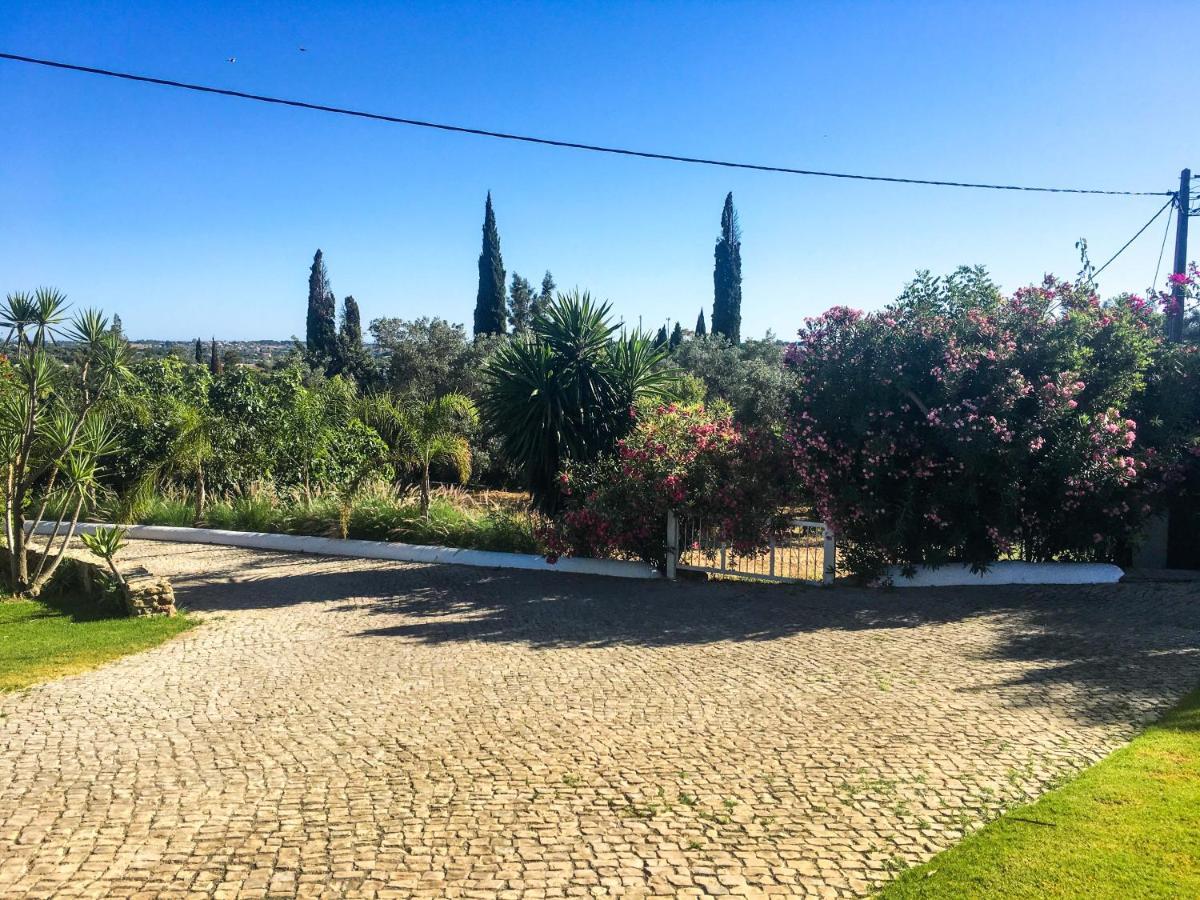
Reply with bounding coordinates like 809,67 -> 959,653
822,525 -> 836,585
666,510 -> 679,580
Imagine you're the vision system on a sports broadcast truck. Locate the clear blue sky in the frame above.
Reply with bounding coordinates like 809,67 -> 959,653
3,1 -> 1196,341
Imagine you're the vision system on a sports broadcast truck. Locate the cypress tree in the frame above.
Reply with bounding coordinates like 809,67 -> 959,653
508,273 -> 534,333
534,270 -> 556,320
306,249 -> 337,357
194,338 -> 204,363
473,193 -> 507,336
320,291 -> 337,360
340,295 -> 362,349
655,325 -> 669,348
712,192 -> 742,344
695,309 -> 707,338
209,337 -> 222,375
669,321 -> 683,350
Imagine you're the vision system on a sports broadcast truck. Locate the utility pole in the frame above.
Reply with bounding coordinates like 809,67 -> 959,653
1167,167 -> 1191,343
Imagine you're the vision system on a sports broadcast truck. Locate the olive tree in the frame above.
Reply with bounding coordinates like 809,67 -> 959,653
0,289 -> 128,596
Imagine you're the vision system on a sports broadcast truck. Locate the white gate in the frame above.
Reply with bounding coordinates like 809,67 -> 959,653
666,512 -> 834,585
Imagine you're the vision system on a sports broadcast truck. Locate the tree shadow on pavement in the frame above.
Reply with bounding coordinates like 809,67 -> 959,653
156,544 -> 1200,727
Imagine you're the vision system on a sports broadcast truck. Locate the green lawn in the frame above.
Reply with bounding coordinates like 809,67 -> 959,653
0,593 -> 194,692
879,688 -> 1200,899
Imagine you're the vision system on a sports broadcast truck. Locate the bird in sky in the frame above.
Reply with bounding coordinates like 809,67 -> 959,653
226,56 -> 236,63
298,47 -> 308,52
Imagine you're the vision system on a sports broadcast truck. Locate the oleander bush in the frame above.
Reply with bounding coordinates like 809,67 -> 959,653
784,268 -> 1168,578
542,402 -> 791,567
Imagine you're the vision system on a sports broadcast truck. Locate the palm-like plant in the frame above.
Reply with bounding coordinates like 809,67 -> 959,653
166,401 -> 217,522
359,392 -> 478,517
480,290 -> 677,510
0,288 -> 130,596
80,525 -> 129,590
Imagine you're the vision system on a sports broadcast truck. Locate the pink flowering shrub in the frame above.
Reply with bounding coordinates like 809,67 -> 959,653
785,269 -> 1161,578
542,403 -> 790,568
1133,261 -> 1200,563
1153,261 -> 1199,325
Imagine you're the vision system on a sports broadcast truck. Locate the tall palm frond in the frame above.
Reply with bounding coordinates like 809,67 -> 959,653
359,392 -> 478,516
481,291 -> 683,511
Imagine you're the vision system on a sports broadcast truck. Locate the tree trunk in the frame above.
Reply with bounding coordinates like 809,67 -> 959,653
34,497 -> 84,595
421,463 -> 431,519
8,506 -> 28,594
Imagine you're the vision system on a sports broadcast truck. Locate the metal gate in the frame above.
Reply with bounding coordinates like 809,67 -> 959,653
666,512 -> 835,585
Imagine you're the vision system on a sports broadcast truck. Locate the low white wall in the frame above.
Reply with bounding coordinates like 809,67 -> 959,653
884,561 -> 1123,588
28,522 -> 661,581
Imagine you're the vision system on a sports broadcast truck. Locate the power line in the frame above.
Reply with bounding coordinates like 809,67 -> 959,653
1088,195 -> 1176,283
0,50 -> 1173,198
1152,195 -> 1175,290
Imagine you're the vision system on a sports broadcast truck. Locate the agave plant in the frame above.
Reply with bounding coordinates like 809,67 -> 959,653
0,288 -> 130,596
359,392 -> 478,518
480,290 -> 678,511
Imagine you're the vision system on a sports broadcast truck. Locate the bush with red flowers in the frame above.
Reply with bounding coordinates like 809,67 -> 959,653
542,403 -> 790,568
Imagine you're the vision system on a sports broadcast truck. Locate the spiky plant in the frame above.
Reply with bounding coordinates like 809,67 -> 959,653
0,288 -> 130,596
480,290 -> 677,511
80,525 -> 129,589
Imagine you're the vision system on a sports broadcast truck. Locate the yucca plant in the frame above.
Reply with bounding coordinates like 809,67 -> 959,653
480,290 -> 677,511
0,288 -> 129,596
80,525 -> 129,590
359,393 -> 478,518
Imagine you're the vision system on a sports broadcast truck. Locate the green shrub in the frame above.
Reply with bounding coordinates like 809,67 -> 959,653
123,483 -> 538,554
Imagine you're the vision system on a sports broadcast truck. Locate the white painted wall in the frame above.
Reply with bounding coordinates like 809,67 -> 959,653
29,522 -> 661,580
883,561 -> 1123,587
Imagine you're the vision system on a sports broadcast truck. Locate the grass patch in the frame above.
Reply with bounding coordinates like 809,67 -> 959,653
878,689 -> 1200,899
0,593 -> 194,692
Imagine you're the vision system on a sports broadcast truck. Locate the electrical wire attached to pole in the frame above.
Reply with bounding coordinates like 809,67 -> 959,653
1152,195 -> 1176,290
1087,195 -> 1177,283
0,51 -> 1175,198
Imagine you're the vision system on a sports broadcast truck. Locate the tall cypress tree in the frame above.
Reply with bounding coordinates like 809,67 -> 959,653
711,192 -> 742,344
333,295 -> 366,380
508,273 -> 534,333
209,337 -> 222,375
473,193 -> 507,336
306,249 -> 337,357
340,295 -> 362,348
655,325 -> 669,348
669,321 -> 683,350
194,338 -> 204,363
320,291 -> 337,359
695,309 -> 707,338
534,270 -> 556,321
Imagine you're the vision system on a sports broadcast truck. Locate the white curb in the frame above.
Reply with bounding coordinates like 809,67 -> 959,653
884,561 -> 1124,587
28,522 -> 661,580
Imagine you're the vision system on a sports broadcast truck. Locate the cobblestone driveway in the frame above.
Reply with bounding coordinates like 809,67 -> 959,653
1,542 -> 1198,898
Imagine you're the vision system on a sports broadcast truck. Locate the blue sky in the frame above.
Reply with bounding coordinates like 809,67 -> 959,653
3,1 -> 1196,341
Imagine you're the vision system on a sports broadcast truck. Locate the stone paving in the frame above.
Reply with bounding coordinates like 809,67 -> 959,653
1,541 -> 1198,899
